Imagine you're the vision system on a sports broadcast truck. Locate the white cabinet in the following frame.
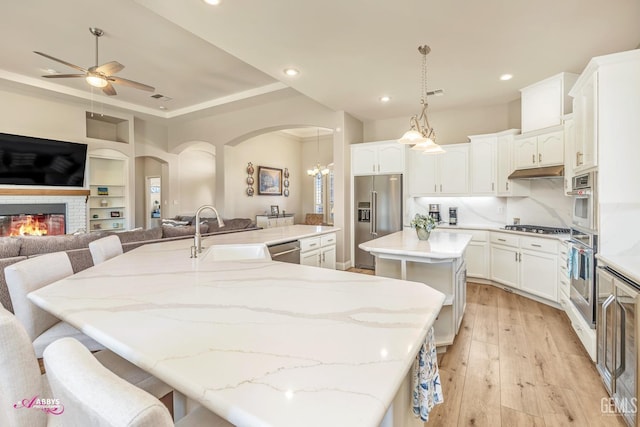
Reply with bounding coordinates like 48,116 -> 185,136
520,72 -> 579,133
496,130 -> 530,196
489,232 -> 558,302
562,115 -> 575,195
558,240 -> 570,298
408,143 -> 469,195
299,233 -> 336,269
437,228 -> 489,279
469,135 -> 497,195
513,128 -> 564,169
468,130 -> 528,197
570,71 -> 598,173
490,233 -> 520,288
351,141 -> 405,175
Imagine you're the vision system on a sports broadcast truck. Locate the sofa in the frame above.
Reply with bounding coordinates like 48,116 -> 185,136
0,217 -> 257,314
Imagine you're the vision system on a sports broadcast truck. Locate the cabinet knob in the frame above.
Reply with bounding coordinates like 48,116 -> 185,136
506,181 -> 509,191
532,154 -> 535,164
539,153 -> 542,163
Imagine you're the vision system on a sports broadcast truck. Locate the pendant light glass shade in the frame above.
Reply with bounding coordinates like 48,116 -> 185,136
398,45 -> 445,154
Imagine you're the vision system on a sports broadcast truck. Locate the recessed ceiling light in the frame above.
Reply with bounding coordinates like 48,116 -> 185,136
379,96 -> 391,103
500,74 -> 513,81
203,0 -> 221,5
283,68 -> 299,77
159,106 -> 167,110
42,68 -> 58,74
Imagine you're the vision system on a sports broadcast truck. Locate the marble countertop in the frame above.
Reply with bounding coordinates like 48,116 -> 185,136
596,254 -> 640,284
359,230 -> 472,260
206,224 -> 340,246
28,236 -> 445,427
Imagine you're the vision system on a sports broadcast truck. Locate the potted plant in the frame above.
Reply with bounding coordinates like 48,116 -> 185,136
410,213 -> 437,240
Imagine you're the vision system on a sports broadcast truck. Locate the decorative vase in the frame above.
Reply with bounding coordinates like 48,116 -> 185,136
416,228 -> 430,241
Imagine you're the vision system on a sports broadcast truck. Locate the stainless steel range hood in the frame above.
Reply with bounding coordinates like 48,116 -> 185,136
508,165 -> 564,179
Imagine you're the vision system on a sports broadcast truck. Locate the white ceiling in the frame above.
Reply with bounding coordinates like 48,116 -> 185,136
1,0 -> 638,122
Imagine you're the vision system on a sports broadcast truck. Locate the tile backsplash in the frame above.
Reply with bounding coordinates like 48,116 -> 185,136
409,179 -> 571,227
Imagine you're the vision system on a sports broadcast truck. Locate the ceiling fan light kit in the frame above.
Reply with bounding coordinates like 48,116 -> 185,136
398,44 -> 445,154
34,27 -> 155,96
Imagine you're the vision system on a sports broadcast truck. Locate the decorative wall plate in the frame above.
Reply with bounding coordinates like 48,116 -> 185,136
247,176 -> 254,185
247,162 -> 254,175
247,187 -> 254,196
283,168 -> 290,178
284,179 -> 289,188
284,188 -> 289,197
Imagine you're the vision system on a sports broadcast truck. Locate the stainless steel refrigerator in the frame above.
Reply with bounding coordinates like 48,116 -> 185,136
354,174 -> 402,269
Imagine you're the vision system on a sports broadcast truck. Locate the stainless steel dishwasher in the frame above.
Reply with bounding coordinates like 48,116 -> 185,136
268,240 -> 300,264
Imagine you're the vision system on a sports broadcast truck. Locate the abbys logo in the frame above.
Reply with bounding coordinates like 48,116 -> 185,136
13,395 -> 64,415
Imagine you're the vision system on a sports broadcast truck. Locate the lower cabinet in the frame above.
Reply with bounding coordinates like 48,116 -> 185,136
435,229 -> 489,279
490,232 -> 558,302
299,233 -> 336,269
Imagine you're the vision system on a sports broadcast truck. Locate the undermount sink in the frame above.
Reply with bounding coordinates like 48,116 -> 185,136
198,243 -> 271,262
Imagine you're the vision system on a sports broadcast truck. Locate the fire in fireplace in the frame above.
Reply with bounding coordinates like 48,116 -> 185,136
0,204 -> 66,237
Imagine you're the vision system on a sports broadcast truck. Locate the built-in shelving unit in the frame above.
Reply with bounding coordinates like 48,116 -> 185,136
88,157 -> 128,232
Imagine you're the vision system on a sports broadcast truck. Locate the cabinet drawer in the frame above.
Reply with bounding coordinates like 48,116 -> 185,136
520,236 -> 557,254
300,237 -> 321,252
490,232 -> 519,247
320,233 -> 336,247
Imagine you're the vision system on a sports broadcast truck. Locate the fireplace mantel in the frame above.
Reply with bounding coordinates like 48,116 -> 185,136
0,189 -> 90,197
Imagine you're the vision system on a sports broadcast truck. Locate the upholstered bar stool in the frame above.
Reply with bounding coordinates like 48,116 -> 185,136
89,234 -> 123,265
44,337 -> 233,427
5,252 -> 105,358
0,306 -> 173,427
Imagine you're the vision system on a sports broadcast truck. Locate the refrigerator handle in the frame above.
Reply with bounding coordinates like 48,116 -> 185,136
371,191 -> 378,236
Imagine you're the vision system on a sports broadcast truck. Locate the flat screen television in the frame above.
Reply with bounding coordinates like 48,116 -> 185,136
0,132 -> 87,187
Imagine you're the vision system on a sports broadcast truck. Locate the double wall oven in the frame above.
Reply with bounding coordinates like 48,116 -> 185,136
568,171 -> 598,328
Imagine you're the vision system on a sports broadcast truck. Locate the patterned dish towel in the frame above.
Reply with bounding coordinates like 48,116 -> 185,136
412,326 -> 444,422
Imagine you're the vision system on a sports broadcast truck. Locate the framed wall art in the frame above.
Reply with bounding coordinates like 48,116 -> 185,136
258,166 -> 283,195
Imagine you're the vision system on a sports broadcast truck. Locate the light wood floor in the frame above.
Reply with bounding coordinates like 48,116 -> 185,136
428,282 -> 626,427
346,269 -> 626,426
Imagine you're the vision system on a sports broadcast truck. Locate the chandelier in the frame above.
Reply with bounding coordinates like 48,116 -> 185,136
398,45 -> 445,154
307,129 -> 330,176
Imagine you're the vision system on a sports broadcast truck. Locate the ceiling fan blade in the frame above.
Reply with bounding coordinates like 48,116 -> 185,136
33,51 -> 88,73
95,61 -> 124,76
42,74 -> 85,79
108,76 -> 155,92
102,82 -> 117,96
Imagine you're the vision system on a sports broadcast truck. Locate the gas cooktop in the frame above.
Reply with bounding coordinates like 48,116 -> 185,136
503,225 -> 570,234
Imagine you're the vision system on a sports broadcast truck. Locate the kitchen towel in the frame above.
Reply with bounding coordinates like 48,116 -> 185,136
412,326 -> 443,422
569,244 -> 580,280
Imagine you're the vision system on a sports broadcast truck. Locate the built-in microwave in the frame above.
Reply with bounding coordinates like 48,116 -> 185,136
569,171 -> 597,231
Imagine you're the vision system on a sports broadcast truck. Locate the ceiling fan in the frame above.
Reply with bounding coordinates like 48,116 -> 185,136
34,27 -> 155,96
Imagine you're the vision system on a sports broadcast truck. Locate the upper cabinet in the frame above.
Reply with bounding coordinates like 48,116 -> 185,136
408,143 -> 469,196
469,130 -> 529,196
520,72 -> 579,133
513,128 -> 564,170
351,141 -> 406,175
469,134 -> 497,195
570,70 -> 598,174
563,114 -> 575,195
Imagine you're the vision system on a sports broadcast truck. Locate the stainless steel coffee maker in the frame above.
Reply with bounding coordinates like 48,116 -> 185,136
428,204 -> 441,223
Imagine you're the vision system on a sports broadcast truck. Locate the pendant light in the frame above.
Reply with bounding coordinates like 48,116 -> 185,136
307,129 -> 330,176
398,45 -> 445,154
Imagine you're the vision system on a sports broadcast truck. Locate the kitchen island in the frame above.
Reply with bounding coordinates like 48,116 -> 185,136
359,229 -> 472,347
28,233 -> 445,427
